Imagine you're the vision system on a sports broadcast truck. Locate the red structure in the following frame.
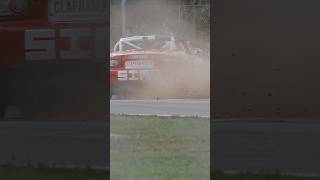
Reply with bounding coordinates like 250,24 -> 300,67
0,0 -> 107,120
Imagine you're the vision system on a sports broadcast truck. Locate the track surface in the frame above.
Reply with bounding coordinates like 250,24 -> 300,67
212,120 -> 320,176
0,98 -> 209,169
110,99 -> 210,117
0,121 -> 108,169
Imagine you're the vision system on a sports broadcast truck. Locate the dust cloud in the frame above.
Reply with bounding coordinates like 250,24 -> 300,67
110,0 -> 210,99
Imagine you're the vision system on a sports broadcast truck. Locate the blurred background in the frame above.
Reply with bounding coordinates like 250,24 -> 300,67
110,0 -> 210,52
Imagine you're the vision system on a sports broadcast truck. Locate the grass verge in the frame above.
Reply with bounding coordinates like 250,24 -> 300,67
110,114 -> 210,180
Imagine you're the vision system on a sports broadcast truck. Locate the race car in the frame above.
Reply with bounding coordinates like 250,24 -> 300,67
110,35 -> 210,99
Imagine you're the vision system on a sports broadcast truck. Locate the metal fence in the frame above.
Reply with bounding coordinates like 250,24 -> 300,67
180,4 -> 210,30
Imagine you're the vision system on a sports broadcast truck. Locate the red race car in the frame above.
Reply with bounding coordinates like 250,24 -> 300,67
110,35 -> 209,99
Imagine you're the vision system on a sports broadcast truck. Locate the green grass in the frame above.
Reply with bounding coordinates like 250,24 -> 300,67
110,114 -> 210,180
0,165 -> 108,180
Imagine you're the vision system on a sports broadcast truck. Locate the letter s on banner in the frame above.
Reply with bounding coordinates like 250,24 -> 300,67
25,29 -> 56,60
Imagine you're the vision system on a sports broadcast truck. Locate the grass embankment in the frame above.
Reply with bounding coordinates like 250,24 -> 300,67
111,114 -> 210,180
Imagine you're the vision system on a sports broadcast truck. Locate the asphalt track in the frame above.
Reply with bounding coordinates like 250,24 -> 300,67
110,99 -> 210,117
212,120 -> 320,176
0,121 -> 108,169
3,101 -> 320,175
